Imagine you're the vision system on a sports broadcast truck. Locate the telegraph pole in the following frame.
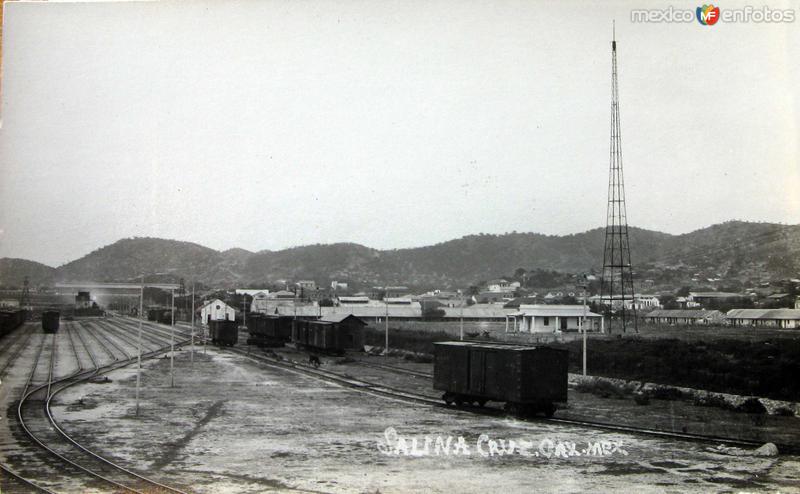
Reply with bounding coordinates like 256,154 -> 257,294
459,290 -> 464,341
170,288 -> 175,387
135,275 -> 143,416
191,282 -> 195,364
384,292 -> 389,355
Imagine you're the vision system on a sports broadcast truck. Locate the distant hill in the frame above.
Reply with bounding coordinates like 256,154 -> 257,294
0,221 -> 797,290
0,258 -> 57,287
57,237 -> 222,283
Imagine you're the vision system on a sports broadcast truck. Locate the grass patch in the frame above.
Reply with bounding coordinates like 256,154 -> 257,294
363,327 -> 453,355
574,378 -> 632,399
550,337 -> 800,401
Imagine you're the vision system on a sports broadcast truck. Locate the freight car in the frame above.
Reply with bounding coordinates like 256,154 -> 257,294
147,308 -> 174,325
433,341 -> 568,417
42,311 -> 60,333
0,309 -> 27,337
292,316 -> 365,355
209,320 -> 239,347
247,314 -> 293,347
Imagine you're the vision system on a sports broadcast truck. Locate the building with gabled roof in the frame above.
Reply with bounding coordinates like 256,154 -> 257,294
726,308 -> 800,329
198,298 -> 238,325
643,309 -> 724,326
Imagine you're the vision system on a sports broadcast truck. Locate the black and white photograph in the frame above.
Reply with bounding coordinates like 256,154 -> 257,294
0,0 -> 799,492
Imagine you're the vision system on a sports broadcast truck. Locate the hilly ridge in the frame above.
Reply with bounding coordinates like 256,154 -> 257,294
0,221 -> 797,289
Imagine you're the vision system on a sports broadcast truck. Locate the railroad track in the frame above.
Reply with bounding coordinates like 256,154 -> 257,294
10,318 -> 192,493
0,323 -> 37,378
356,360 -> 433,379
125,319 -> 800,454
0,325 -> 55,494
222,344 -> 800,455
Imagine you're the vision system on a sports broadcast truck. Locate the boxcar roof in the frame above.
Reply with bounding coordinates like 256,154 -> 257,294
434,341 -> 560,352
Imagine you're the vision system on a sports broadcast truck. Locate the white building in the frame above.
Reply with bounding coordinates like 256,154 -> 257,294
507,304 -> 604,333
726,308 -> 800,329
199,299 -> 237,325
624,295 -> 661,311
236,289 -> 270,297
249,291 -> 272,313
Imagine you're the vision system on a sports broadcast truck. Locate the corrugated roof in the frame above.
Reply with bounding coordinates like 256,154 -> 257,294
441,306 -> 513,319
319,313 -> 367,324
690,292 -> 748,298
513,305 -> 601,318
644,309 -> 723,319
274,305 -> 422,319
435,341 -> 559,352
726,309 -> 800,320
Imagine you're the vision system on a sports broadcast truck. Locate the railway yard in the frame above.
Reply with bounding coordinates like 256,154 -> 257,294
0,315 -> 799,493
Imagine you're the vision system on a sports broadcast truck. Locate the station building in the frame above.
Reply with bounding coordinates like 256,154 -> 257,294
507,304 -> 603,333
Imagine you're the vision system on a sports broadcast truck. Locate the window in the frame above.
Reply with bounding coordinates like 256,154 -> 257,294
543,317 -> 549,326
216,305 -> 221,310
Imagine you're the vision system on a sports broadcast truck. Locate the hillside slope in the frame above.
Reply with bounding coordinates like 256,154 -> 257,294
1,221 -> 796,289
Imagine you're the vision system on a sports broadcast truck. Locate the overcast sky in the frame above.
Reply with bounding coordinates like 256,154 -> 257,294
0,0 -> 798,267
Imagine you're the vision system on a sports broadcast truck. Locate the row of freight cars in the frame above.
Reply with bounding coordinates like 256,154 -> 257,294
202,313 -> 569,418
0,309 -> 27,337
246,314 -> 365,355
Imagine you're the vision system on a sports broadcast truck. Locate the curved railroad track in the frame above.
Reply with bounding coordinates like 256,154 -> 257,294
0,324 -> 55,494
11,318 -> 192,493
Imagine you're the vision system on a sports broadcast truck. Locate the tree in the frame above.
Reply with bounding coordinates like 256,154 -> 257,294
675,286 -> 691,297
319,298 -> 335,307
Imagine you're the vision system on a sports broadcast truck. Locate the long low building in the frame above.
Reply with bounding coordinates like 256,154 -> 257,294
643,309 -> 725,326
726,308 -> 800,329
270,303 -> 514,322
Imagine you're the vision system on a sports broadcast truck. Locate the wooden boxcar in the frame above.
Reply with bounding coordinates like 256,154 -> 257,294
433,341 -> 568,417
210,320 -> 239,347
147,308 -> 173,324
42,311 -> 60,333
0,309 -> 27,337
246,314 -> 293,347
291,317 -> 364,355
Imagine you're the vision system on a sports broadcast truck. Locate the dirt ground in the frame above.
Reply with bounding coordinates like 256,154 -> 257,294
52,344 -> 800,493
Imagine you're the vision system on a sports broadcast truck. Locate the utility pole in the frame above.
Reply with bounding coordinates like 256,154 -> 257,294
135,275 -> 143,416
459,290 -> 464,341
170,288 -> 175,388
384,292 -> 389,355
241,291 -> 247,330
579,275 -> 588,376
191,282 -> 195,364
19,276 -> 31,312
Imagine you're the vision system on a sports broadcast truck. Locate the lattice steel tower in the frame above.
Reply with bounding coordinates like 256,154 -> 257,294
601,26 -> 637,333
